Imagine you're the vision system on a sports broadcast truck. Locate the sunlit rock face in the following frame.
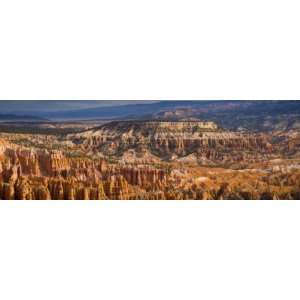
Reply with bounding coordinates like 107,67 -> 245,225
0,138 -> 172,200
0,119 -> 300,200
72,120 -> 276,164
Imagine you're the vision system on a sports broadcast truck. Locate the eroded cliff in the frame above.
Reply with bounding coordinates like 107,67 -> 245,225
0,120 -> 299,200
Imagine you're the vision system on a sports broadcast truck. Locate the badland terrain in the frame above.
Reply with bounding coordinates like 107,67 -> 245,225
0,100 -> 299,200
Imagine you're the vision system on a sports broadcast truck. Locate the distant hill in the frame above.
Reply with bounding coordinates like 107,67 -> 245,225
146,101 -> 300,132
41,101 -> 179,119
0,100 -> 299,131
0,114 -> 48,122
40,101 -> 234,120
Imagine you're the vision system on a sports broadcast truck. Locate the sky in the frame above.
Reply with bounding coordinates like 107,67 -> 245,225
0,100 -> 159,113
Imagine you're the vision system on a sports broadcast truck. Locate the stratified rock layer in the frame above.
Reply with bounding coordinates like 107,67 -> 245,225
1,120 -> 300,200
72,120 -> 280,164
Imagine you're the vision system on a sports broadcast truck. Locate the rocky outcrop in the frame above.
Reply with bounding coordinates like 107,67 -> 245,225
0,138 -> 172,199
1,122 -> 300,200
72,121 -> 277,164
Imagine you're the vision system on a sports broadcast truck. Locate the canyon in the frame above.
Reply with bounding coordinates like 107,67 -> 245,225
0,119 -> 300,200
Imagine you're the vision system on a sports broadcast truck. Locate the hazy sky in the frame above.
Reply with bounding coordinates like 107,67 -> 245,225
0,100 -> 159,113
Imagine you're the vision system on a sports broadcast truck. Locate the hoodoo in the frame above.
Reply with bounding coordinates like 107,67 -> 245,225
72,120 -> 274,163
0,100 -> 300,200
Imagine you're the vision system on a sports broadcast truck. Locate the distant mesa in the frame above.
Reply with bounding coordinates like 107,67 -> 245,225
141,120 -> 218,130
1,104 -> 300,199
94,119 -> 219,132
